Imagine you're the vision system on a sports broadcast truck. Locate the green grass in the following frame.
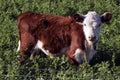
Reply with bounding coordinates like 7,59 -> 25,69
0,0 -> 120,80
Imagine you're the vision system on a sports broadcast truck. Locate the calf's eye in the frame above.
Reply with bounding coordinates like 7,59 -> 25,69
83,24 -> 86,26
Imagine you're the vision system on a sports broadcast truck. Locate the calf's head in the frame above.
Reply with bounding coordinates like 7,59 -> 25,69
73,11 -> 112,43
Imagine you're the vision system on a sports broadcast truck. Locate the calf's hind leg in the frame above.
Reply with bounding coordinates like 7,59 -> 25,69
19,32 -> 36,62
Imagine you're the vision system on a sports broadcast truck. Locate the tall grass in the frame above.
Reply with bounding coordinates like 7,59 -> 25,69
0,0 -> 120,79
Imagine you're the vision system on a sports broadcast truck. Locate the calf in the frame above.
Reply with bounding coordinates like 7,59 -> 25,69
17,11 -> 112,65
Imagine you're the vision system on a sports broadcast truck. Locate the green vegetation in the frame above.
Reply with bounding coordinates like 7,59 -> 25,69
0,0 -> 120,80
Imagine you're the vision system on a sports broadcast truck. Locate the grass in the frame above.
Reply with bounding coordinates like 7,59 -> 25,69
0,0 -> 120,80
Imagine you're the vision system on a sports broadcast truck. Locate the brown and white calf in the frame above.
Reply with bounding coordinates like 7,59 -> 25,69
17,11 -> 112,65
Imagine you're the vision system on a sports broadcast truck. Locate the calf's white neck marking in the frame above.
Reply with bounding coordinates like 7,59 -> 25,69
73,48 -> 85,64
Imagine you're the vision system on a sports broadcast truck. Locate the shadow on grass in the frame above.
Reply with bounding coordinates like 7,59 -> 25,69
90,49 -> 120,66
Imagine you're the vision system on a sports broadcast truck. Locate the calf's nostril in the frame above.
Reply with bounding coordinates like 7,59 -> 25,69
89,36 -> 96,41
89,36 -> 91,39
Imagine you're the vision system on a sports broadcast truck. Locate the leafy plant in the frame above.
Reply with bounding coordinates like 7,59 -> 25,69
0,0 -> 120,80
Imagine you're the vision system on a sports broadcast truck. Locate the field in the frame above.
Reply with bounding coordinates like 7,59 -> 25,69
0,0 -> 120,80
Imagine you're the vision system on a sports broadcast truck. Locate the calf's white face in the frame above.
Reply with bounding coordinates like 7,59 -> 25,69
83,11 -> 102,43
72,11 -> 112,64
73,11 -> 112,43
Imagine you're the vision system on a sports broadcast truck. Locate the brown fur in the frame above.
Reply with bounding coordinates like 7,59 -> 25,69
17,11 -> 85,65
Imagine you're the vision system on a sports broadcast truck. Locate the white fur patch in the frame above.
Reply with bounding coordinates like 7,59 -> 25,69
73,48 -> 85,63
35,40 -> 43,50
35,40 -> 54,58
84,41 -> 97,62
16,40 -> 20,53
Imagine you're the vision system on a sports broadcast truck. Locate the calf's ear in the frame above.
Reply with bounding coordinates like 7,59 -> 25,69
72,13 -> 85,22
101,12 -> 112,23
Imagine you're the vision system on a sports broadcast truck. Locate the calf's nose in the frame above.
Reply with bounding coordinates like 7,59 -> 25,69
89,35 -> 96,41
